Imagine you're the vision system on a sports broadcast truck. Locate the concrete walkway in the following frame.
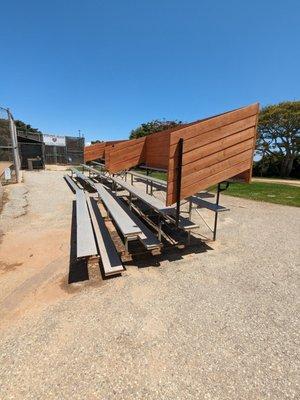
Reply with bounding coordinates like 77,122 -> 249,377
252,177 -> 300,187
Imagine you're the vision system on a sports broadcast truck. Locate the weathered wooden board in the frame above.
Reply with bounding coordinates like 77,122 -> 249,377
166,103 -> 259,205
84,143 -> 105,162
145,130 -> 170,169
84,140 -> 126,162
107,137 -> 146,173
85,193 -> 124,276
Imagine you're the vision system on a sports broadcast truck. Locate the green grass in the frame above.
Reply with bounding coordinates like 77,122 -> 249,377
133,168 -> 300,207
217,182 -> 300,207
133,168 -> 167,181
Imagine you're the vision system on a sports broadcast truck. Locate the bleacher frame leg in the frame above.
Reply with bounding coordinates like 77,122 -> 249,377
188,199 -> 192,220
129,193 -> 132,210
158,216 -> 162,241
213,181 -> 229,241
187,230 -> 191,245
175,138 -> 183,227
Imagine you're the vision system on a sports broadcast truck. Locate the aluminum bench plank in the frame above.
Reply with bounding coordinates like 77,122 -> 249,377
64,175 -> 80,193
81,164 -> 103,175
128,171 -> 167,186
85,193 -> 123,276
111,176 -> 173,215
95,183 -> 142,237
76,190 -> 98,258
105,188 -> 161,250
71,168 -> 96,189
92,161 -> 106,168
167,209 -> 199,230
112,176 -> 198,231
189,196 -> 229,212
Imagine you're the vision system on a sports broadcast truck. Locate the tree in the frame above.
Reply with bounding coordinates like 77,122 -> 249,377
257,101 -> 300,177
91,140 -> 104,144
129,119 -> 183,139
15,120 -> 41,134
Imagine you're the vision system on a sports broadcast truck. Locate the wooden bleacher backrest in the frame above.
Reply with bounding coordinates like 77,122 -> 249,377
166,103 -> 259,205
84,142 -> 106,162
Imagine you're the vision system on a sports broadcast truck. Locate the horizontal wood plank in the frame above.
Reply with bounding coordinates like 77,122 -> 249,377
168,149 -> 253,196
167,159 -> 251,205
169,103 -> 259,146
168,138 -> 254,182
169,114 -> 257,158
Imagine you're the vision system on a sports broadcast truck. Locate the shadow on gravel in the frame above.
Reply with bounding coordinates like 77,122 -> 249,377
68,201 -> 89,283
125,237 -> 212,269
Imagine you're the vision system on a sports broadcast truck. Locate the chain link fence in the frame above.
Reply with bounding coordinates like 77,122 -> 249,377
0,107 -> 21,183
44,136 -> 84,165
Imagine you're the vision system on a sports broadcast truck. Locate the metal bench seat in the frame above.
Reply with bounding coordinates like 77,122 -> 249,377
127,171 -> 167,186
188,196 -> 229,212
167,210 -> 199,230
101,186 -> 161,250
95,183 -> 142,238
111,175 -> 173,215
71,168 -> 96,189
85,193 -> 123,276
64,174 -> 80,193
111,176 -> 198,233
76,190 -> 98,258
81,164 -> 103,176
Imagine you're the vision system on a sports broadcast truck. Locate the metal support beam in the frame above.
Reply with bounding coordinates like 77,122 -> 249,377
8,109 -> 20,183
124,237 -> 129,255
188,199 -> 192,220
175,138 -> 184,227
158,216 -> 162,241
213,181 -> 230,241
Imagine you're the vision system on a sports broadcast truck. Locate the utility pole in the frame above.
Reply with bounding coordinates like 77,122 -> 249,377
7,108 -> 21,183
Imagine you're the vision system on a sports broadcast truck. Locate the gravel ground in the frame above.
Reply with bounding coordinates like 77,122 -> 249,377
0,170 -> 299,399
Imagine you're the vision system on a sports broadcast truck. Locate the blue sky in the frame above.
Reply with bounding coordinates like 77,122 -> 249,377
1,0 -> 299,142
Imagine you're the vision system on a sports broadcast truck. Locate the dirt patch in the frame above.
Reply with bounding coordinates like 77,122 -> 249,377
0,261 -> 23,274
0,187 -> 8,215
0,171 -> 75,327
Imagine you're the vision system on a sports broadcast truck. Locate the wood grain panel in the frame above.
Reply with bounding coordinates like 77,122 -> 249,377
84,140 -> 126,162
167,159 -> 251,205
84,143 -> 105,162
169,114 -> 257,158
182,127 -> 255,167
166,103 -> 259,205
168,149 -> 253,197
146,130 -> 170,169
108,137 -> 146,173
168,138 -> 254,182
169,103 -> 259,145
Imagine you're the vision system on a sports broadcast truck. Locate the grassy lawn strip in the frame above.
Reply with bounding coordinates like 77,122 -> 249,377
221,182 -> 300,207
208,182 -> 299,207
134,169 -> 300,207
133,168 -> 167,181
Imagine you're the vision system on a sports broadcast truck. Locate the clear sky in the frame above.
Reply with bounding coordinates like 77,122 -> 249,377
1,0 -> 299,142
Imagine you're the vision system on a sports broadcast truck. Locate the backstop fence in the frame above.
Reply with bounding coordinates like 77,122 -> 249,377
0,107 -> 21,182
43,136 -> 85,165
